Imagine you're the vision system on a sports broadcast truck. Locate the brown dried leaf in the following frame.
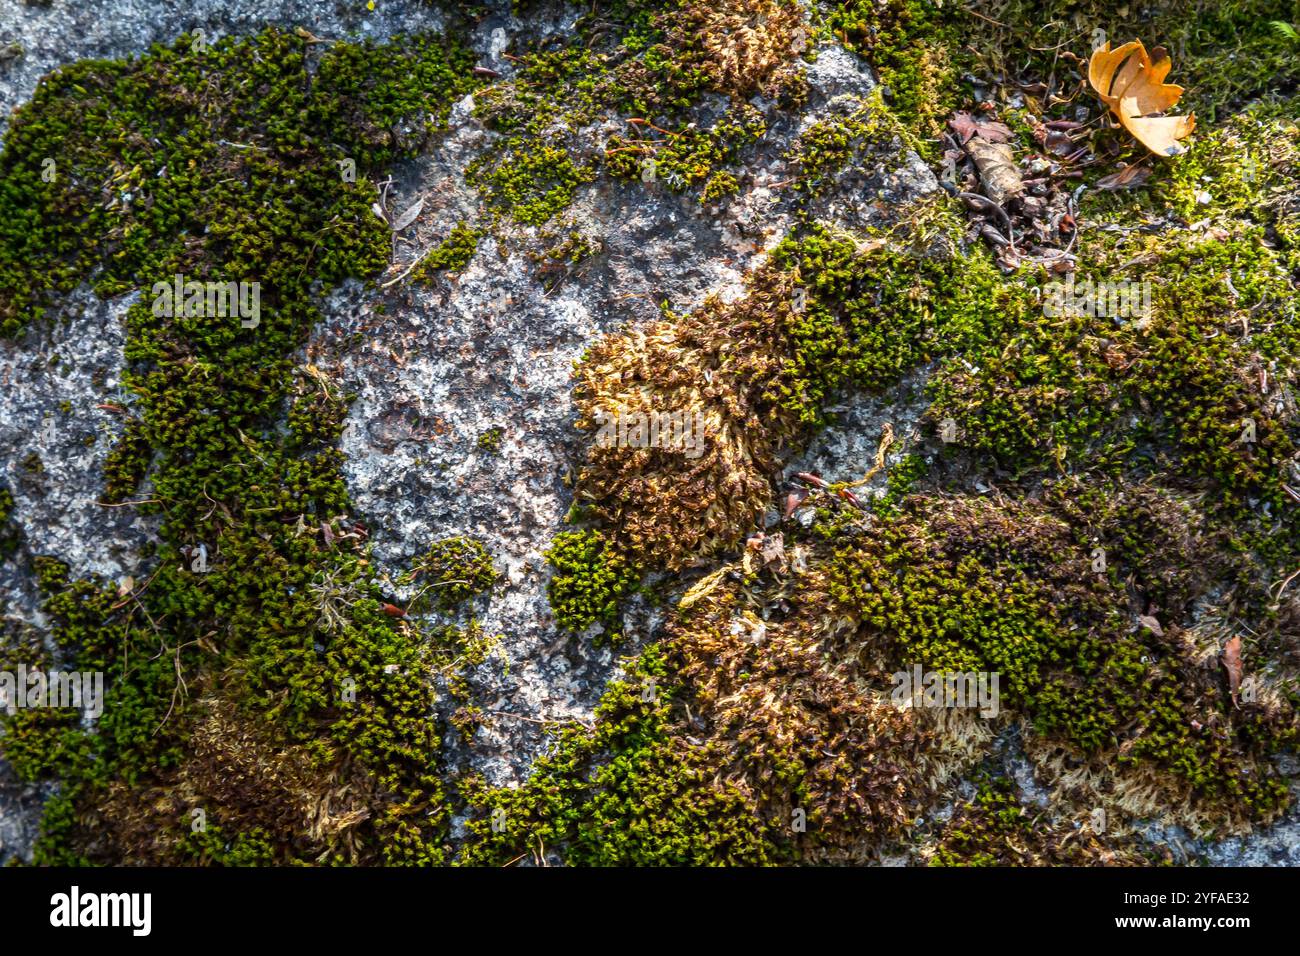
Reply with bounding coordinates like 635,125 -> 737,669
390,198 -> 425,233
948,110 -> 1014,145
1223,635 -> 1243,700
1088,40 -> 1195,156
782,488 -> 809,520
965,137 -> 1023,206
1096,161 -> 1152,191
760,531 -> 786,570
1043,130 -> 1078,157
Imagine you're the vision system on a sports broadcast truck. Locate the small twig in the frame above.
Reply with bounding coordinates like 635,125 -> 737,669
486,709 -> 591,728
380,247 -> 434,289
840,424 -> 895,489
956,191 -> 1017,252
1275,565 -> 1300,601
625,117 -> 680,138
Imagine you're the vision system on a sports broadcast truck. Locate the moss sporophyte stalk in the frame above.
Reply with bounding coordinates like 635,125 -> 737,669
2,0 -> 1300,867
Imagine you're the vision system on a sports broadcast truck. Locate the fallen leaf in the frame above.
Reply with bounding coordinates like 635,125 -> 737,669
1043,130 -> 1078,157
1088,40 -> 1195,156
980,223 -> 1010,247
794,471 -> 829,489
1223,635 -> 1243,702
1095,161 -> 1152,190
965,137 -> 1023,206
1138,614 -> 1164,637
948,110 -> 1014,145
759,531 -> 786,570
782,487 -> 809,520
390,198 -> 425,233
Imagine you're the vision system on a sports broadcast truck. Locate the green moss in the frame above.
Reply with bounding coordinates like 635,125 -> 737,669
310,32 -> 479,169
180,825 -> 280,866
101,419 -> 153,504
459,645 -> 780,866
874,452 -> 927,517
785,84 -> 929,197
464,0 -> 803,228
606,103 -> 765,200
768,219 -> 1014,428
928,776 -> 1160,866
544,529 -> 639,639
823,490 -> 1295,821
526,228 -> 599,290
821,0 -> 965,150
475,425 -> 503,453
402,536 -> 498,612
924,222 -> 1299,555
469,144 -> 595,226
430,618 -> 500,739
0,26 -> 483,865
0,485 -> 19,560
411,222 -> 480,282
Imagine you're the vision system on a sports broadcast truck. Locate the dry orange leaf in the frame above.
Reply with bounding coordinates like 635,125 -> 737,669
1088,40 -> 1195,156
1223,635 -> 1243,703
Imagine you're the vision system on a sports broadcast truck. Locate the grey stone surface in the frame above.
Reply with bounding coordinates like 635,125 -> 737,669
0,290 -> 159,584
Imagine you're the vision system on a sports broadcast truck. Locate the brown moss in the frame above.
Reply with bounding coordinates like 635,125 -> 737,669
925,776 -> 1165,867
573,267 -> 809,569
83,694 -> 378,864
676,0 -> 808,101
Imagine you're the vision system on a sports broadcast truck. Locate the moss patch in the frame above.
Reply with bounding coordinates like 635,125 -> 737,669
402,536 -> 498,612
0,26 -> 482,865
544,529 -> 639,640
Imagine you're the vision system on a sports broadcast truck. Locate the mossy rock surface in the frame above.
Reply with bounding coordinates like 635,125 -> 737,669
1,0 -> 1299,866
